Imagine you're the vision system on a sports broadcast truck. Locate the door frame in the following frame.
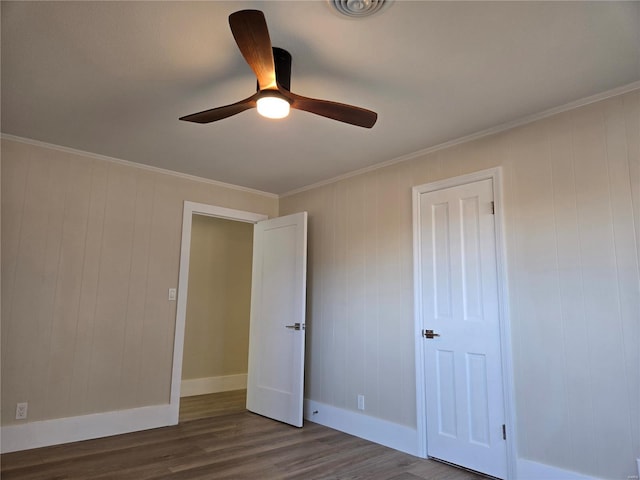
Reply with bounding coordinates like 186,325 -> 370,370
412,167 -> 516,479
169,201 -> 268,424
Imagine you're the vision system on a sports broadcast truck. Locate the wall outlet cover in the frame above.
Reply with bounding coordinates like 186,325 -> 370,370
15,402 -> 28,420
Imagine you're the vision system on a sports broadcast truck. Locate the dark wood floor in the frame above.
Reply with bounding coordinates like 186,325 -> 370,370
179,390 -> 248,423
1,391 -> 484,479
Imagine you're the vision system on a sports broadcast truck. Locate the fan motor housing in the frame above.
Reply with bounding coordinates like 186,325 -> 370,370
256,47 -> 292,91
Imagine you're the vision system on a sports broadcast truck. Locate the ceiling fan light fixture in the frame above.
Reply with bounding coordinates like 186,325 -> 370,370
257,92 -> 291,119
179,10 -> 377,128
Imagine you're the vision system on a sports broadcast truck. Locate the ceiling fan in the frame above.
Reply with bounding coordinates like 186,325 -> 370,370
179,9 -> 378,128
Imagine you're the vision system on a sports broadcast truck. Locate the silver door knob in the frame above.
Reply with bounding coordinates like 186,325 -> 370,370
285,323 -> 304,331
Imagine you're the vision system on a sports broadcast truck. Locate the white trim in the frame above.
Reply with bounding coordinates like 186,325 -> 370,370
0,404 -> 173,454
517,458 -> 602,480
281,81 -> 640,198
412,167 -> 517,479
169,201 -> 268,423
303,399 -> 419,457
180,374 -> 247,397
0,134 -> 278,199
412,183 -> 428,459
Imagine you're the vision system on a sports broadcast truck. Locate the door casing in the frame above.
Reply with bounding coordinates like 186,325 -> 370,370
170,201 -> 267,423
412,167 -> 517,479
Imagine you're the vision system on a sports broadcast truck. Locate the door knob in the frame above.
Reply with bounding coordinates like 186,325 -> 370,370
285,323 -> 304,331
422,329 -> 440,339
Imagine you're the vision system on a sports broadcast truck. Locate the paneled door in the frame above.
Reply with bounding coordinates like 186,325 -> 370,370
246,212 -> 308,427
418,178 -> 507,478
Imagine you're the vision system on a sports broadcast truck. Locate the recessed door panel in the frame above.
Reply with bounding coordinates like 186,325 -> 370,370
436,349 -> 457,438
460,196 -> 483,322
432,203 -> 452,320
466,352 -> 490,446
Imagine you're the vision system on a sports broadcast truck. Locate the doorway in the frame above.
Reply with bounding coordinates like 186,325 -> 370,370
169,203 -> 308,429
413,168 -> 516,479
179,214 -> 254,421
169,202 -> 267,424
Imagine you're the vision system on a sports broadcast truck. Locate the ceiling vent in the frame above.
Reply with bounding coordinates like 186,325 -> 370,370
328,0 -> 392,18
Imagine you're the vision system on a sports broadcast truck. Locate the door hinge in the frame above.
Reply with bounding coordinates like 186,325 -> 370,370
502,424 -> 506,440
490,201 -> 495,215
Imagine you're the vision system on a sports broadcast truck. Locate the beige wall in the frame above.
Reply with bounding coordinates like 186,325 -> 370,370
1,90 -> 638,479
0,138 -> 277,426
280,91 -> 639,480
181,215 -> 253,380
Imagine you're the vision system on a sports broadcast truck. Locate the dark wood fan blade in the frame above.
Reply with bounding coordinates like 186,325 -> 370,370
281,90 -> 377,128
179,94 -> 259,123
229,10 -> 276,91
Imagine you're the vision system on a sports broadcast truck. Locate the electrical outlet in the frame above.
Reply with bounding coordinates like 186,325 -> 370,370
357,394 -> 365,410
16,402 -> 28,420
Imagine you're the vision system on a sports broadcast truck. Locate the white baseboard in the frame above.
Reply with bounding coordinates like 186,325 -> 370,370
180,374 -> 247,397
303,399 -> 419,457
0,404 -> 175,454
517,458 -> 602,480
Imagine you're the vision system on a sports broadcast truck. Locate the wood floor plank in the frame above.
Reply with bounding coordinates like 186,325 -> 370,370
1,391 -> 485,479
179,390 -> 247,422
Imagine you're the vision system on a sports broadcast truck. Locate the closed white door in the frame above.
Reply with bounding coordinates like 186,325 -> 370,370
246,212 -> 307,427
418,178 -> 507,478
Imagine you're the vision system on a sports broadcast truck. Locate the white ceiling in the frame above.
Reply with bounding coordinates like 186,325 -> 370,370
2,1 -> 639,195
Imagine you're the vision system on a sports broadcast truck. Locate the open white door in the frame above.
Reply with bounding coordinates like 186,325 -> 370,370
246,212 -> 307,427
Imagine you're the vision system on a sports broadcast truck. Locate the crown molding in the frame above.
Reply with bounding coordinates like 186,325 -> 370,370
3,80 -> 638,201
280,81 -> 640,198
0,134 -> 278,199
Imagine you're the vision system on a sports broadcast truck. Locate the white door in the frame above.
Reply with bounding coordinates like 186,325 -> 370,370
418,178 -> 507,478
246,212 -> 308,427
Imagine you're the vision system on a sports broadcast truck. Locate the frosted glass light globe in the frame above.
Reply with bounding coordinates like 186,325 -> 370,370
257,95 -> 290,119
